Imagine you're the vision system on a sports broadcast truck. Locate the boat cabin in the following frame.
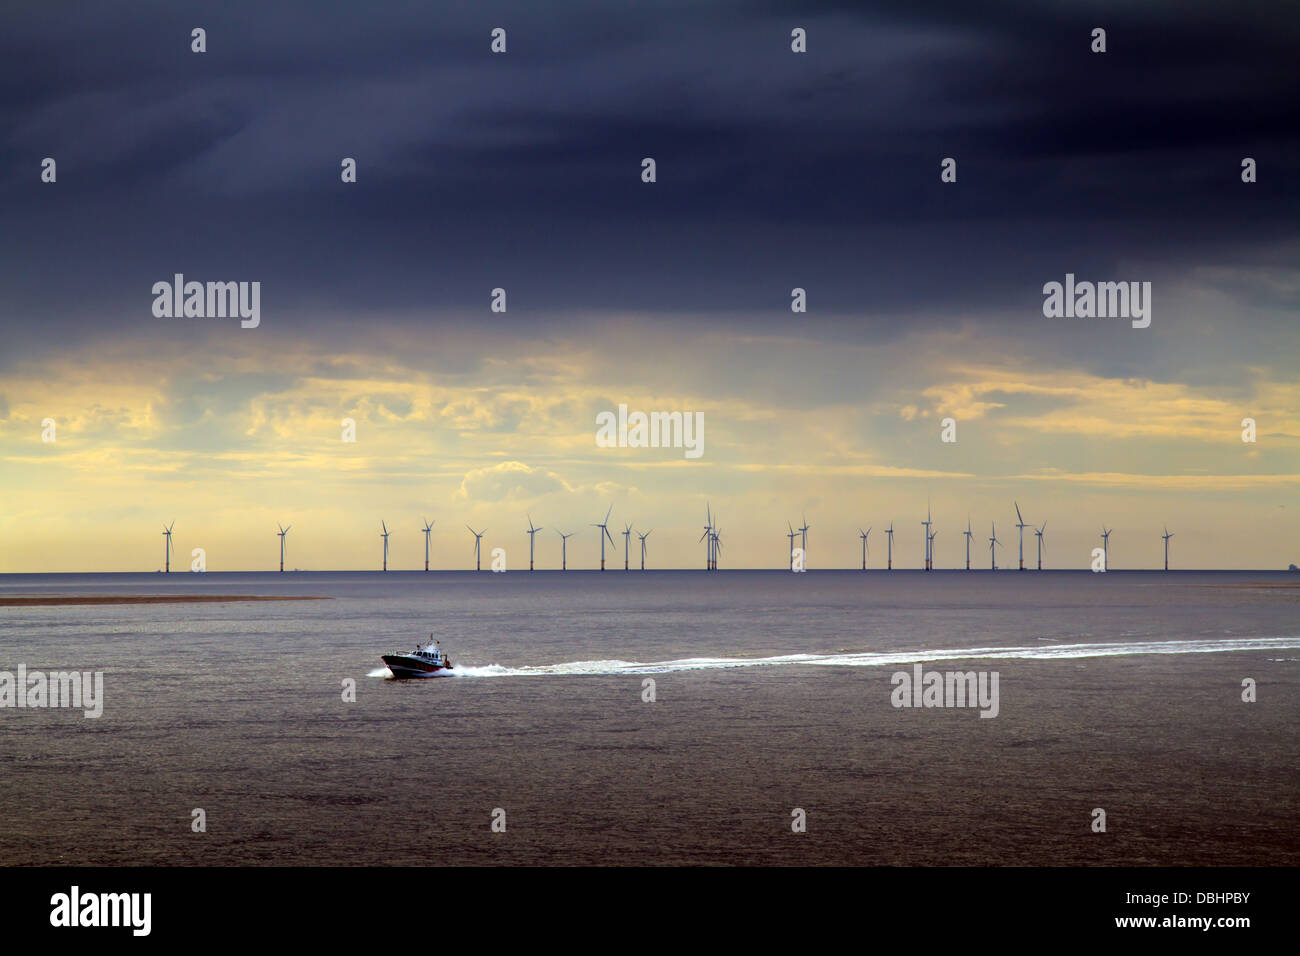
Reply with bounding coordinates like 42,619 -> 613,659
412,640 -> 445,664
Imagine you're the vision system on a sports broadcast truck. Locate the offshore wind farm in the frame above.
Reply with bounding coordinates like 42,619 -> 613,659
104,501 -> 1263,574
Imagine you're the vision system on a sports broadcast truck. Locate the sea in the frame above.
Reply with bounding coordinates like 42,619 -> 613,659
1,570 -> 1296,866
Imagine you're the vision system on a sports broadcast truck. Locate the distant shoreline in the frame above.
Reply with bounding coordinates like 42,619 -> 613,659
0,595 -> 332,607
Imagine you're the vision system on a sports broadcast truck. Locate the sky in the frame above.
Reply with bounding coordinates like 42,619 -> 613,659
1,0 -> 1298,572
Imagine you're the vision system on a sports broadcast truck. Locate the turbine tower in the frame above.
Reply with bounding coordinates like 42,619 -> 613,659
526,515 -> 543,571
1034,522 -> 1046,570
710,521 -> 723,571
622,522 -> 633,571
380,521 -> 390,572
700,505 -> 714,571
421,518 -> 436,572
593,505 -> 615,571
467,525 -> 486,571
1100,526 -> 1112,571
786,521 -> 798,569
1014,501 -> 1029,571
556,529 -> 573,571
921,503 -> 932,571
1162,525 -> 1174,571
637,529 -> 652,570
989,521 -> 1002,570
798,514 -> 810,568
885,522 -> 894,571
963,516 -> 973,571
858,527 -> 871,571
928,528 -> 938,569
162,521 -> 175,573
277,523 -> 291,573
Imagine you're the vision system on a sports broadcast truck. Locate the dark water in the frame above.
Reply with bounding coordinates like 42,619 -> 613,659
1,570 -> 1297,865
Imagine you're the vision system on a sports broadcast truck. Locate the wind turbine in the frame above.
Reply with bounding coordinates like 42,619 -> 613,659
380,521 -> 390,572
1100,526 -> 1112,571
858,527 -> 871,571
928,528 -> 938,569
277,523 -> 291,573
989,521 -> 1002,570
798,513 -> 810,568
786,521 -> 798,569
885,522 -> 894,571
963,516 -> 973,570
702,504 -> 712,572
711,521 -> 723,570
162,522 -> 175,573
622,522 -> 633,571
593,505 -> 615,571
921,503 -> 932,571
696,509 -> 717,567
637,529 -> 652,570
1162,525 -> 1174,571
1015,501 -> 1029,571
526,515 -> 543,571
421,518 -> 436,572
1035,522 -> 1046,570
467,525 -> 486,571
556,529 -> 573,571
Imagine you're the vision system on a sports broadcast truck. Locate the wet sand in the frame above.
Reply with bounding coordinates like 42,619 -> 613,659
1188,583 -> 1300,589
0,595 -> 331,607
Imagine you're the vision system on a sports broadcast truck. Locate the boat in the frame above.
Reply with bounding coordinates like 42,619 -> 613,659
381,637 -> 454,678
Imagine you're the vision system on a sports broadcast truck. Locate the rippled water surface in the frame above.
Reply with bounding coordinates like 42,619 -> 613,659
1,570 -> 1296,865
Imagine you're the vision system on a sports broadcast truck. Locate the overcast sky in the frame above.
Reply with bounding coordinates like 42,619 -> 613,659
1,1 -> 1297,570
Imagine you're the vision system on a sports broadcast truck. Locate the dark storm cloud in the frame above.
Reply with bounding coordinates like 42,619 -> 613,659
0,0 -> 1295,350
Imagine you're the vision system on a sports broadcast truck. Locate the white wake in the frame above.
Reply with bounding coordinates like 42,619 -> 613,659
369,636 -> 1300,678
